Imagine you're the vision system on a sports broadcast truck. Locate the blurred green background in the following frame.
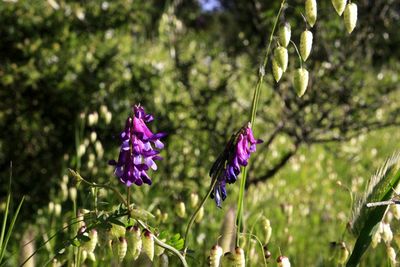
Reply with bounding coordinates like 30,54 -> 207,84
1,0 -> 400,266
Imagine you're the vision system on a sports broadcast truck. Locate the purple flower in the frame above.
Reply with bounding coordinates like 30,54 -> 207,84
210,124 -> 262,207
109,105 -> 166,186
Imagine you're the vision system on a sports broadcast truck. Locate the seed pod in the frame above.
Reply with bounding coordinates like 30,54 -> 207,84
176,201 -> 186,218
209,245 -> 223,267
344,3 -> 357,34
305,0 -> 317,27
112,237 -> 127,263
142,230 -> 155,261
262,218 -> 272,245
272,58 -> 283,83
82,229 -> 98,253
126,226 -> 142,260
337,242 -> 349,265
190,193 -> 199,208
293,68 -> 309,97
387,246 -> 397,265
300,30 -> 313,61
279,23 -> 291,48
195,206 -> 205,223
332,0 -> 346,16
274,46 -> 288,72
277,255 -> 291,267
233,247 -> 245,267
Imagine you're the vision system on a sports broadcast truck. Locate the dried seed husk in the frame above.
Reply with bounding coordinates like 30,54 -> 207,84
332,0 -> 347,16
274,46 -> 288,72
344,3 -> 357,34
279,23 -> 291,48
293,68 -> 309,97
300,30 -> 313,61
305,0 -> 317,27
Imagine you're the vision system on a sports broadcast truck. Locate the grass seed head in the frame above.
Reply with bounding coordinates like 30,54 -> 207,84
344,3 -> 358,34
332,0 -> 347,16
274,46 -> 288,72
300,30 -> 313,61
293,67 -> 309,97
279,23 -> 291,48
305,0 -> 317,27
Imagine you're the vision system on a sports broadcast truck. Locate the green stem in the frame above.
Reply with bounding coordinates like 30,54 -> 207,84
76,174 -> 128,207
127,187 -> 131,214
290,40 -> 303,68
136,220 -> 189,267
183,178 -> 217,256
235,0 -> 286,247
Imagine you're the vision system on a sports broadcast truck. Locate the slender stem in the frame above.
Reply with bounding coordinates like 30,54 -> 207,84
236,0 -> 286,247
79,176 -> 128,207
136,220 -> 189,267
290,40 -> 303,68
127,187 -> 131,213
183,178 -> 217,255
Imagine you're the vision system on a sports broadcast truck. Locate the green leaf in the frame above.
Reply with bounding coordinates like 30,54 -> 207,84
347,153 -> 400,267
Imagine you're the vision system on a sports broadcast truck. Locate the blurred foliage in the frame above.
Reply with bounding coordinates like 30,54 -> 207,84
1,0 -> 400,266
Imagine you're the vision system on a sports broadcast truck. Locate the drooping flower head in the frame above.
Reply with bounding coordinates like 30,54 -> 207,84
109,105 -> 166,186
210,123 -> 262,207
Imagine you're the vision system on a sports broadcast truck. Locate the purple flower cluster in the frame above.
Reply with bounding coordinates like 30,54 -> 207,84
211,125 -> 262,207
109,105 -> 166,186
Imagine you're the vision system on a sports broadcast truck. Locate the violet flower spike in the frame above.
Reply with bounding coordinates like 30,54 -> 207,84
109,105 -> 166,187
210,124 -> 262,207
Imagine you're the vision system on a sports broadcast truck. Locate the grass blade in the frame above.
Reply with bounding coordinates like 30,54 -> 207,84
0,196 -> 24,263
346,152 -> 400,267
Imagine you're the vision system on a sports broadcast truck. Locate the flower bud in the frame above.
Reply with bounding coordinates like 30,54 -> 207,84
209,245 -> 223,267
233,247 -> 245,267
126,226 -> 142,260
277,255 -> 291,267
195,206 -> 204,223
344,3 -> 357,34
305,0 -> 317,27
142,230 -> 155,261
262,217 -> 272,245
190,193 -> 199,208
272,58 -> 283,83
279,23 -> 291,48
300,30 -> 313,61
176,201 -> 186,218
332,0 -> 346,16
293,67 -> 309,97
274,46 -> 288,72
